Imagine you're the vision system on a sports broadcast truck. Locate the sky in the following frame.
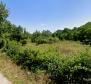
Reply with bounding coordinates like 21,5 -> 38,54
1,0 -> 91,33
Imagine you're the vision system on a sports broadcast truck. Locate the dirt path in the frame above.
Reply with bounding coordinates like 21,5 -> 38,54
0,73 -> 11,84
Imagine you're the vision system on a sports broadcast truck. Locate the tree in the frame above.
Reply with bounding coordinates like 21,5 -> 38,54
0,2 -> 8,35
0,2 -> 8,24
78,22 -> 91,44
31,31 -> 41,42
10,25 -> 24,41
62,28 -> 72,40
53,30 -> 63,40
42,30 -> 52,37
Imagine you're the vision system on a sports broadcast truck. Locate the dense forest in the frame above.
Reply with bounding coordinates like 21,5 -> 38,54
1,2 -> 91,84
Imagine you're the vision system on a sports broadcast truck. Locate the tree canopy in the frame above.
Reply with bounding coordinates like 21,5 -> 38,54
0,2 -> 8,24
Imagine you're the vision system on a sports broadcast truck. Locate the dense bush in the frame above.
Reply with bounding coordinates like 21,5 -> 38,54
34,36 -> 59,44
0,38 -> 4,49
53,22 -> 91,45
31,31 -> 59,44
20,39 -> 27,46
3,40 -> 21,61
3,41 -> 91,84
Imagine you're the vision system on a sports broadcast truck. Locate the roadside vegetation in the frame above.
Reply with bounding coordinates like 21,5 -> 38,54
0,2 -> 91,84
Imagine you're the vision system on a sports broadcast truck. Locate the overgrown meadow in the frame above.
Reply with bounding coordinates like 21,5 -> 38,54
1,2 -> 91,84
2,40 -> 91,84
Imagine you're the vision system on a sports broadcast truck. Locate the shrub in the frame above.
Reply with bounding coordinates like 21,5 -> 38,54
3,40 -> 21,61
48,37 -> 59,43
58,51 -> 91,84
31,31 -> 59,44
3,40 -> 91,84
32,36 -> 59,44
35,36 -> 48,44
0,38 -> 5,49
20,39 -> 27,46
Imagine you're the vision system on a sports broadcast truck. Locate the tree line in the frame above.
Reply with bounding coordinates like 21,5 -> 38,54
0,2 -> 91,46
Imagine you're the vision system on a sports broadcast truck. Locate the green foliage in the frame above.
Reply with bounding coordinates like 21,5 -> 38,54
0,1 -> 8,24
31,30 -> 59,44
20,39 -> 27,46
3,40 -> 91,83
35,36 -> 48,44
53,22 -> 91,45
3,40 -> 21,61
0,2 -> 8,36
1,1 -> 91,84
0,2 -> 30,43
31,31 -> 41,42
0,38 -> 5,49
10,25 -> 24,41
78,22 -> 91,44
0,20 -> 31,43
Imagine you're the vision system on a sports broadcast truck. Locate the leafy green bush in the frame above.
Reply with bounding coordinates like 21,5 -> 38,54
48,37 -> 59,43
35,36 -> 48,44
16,49 -> 42,71
57,51 -> 91,84
3,40 -> 21,61
0,38 -> 5,49
3,40 -> 91,83
20,39 -> 27,46
31,31 -> 59,44
33,36 -> 59,44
